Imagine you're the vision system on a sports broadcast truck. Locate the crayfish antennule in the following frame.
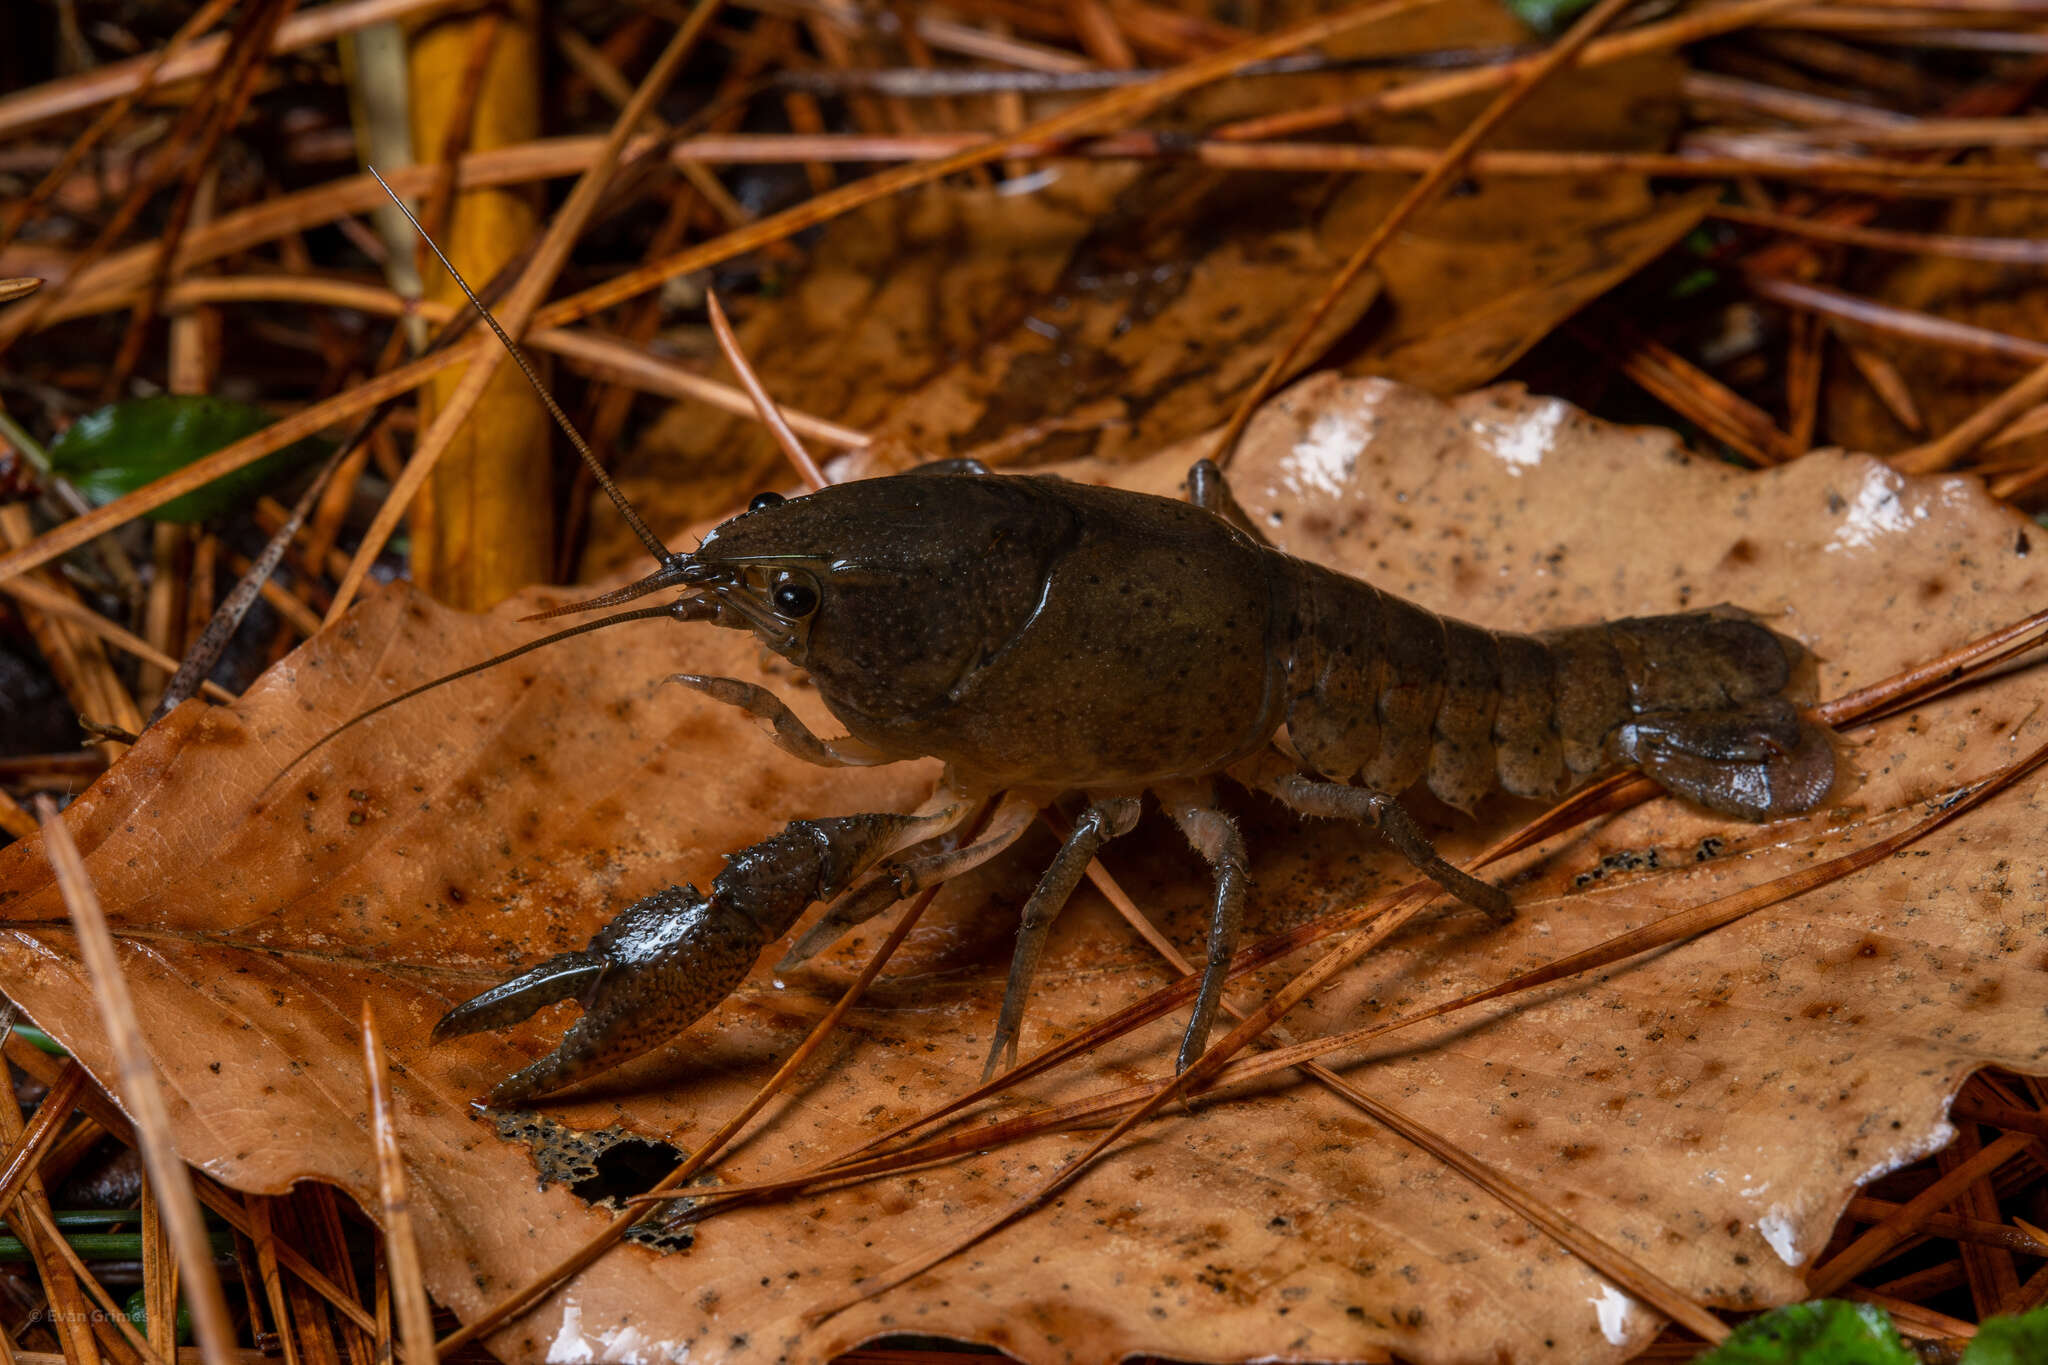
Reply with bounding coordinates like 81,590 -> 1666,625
518,563 -> 692,622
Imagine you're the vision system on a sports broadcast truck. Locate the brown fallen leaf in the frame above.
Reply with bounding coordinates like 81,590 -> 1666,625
2,375 -> 2045,1364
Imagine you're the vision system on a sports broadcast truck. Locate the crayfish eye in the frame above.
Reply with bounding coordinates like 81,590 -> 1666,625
771,575 -> 819,617
748,491 -> 785,513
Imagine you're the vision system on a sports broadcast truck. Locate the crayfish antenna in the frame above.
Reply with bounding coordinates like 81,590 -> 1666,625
260,600 -> 710,794
367,166 -> 677,571
258,179 -> 719,796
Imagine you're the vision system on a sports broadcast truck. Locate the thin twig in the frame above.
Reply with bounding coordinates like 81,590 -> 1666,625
705,289 -> 829,491
32,799 -> 237,1365
360,1006 -> 435,1365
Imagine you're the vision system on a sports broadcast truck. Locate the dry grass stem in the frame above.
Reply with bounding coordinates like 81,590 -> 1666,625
0,1061 -> 85,1236
25,1194 -> 174,1365
1573,319 -> 1796,464
1849,1198 -> 2048,1257
1843,340 -> 1929,433
22,129 -> 2037,340
245,1197 -> 302,1365
46,272 -> 867,448
31,799 -> 240,1365
0,1051 -> 97,1365
526,0 -> 1450,332
1752,275 -> 2048,366
0,0 -> 455,138
0,574 -> 238,703
143,1177 -> 180,1362
0,345 -> 469,590
1810,1131 -> 2041,1294
705,289 -> 829,491
0,790 -> 36,840
360,1006 -> 435,1365
1213,0 -> 1825,140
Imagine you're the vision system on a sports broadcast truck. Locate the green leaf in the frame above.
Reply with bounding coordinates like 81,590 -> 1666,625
124,1287 -> 194,1345
1697,1301 -> 1916,1365
1963,1305 -> 2048,1364
46,395 -> 324,523
8,1023 -> 65,1055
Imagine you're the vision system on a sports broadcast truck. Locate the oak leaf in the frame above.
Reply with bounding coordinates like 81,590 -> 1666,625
1,376 -> 2044,1364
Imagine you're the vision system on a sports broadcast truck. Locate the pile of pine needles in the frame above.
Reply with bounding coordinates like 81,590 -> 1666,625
2,1 -> 2048,1362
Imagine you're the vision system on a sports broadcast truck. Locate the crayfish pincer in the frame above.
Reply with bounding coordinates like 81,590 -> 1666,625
416,460 -> 1836,1105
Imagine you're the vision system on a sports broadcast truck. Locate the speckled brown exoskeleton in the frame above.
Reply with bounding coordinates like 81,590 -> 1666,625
361,461 -> 1832,1106
305,198 -> 1839,1107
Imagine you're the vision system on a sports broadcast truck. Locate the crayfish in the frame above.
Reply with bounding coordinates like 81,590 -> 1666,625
295,205 -> 1836,1107
404,461 -> 1834,1105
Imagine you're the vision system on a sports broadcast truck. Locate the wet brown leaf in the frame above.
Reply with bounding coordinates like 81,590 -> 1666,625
2,377 -> 2044,1364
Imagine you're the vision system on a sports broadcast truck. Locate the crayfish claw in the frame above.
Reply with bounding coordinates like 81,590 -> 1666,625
440,812 -> 950,1103
445,882 -> 775,1105
432,951 -> 606,1042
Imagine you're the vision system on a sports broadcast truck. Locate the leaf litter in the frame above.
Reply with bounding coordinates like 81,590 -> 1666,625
590,0 -> 1702,574
7,0 -> 2048,1359
2,371 -> 2045,1362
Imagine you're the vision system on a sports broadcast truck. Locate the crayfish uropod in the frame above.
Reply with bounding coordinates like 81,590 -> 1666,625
428,461 -> 1838,1106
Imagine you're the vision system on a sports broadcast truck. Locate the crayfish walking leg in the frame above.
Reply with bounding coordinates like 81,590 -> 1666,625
983,796 -> 1142,1080
1255,766 -> 1512,921
777,794 -> 1039,971
1156,779 -> 1251,1072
